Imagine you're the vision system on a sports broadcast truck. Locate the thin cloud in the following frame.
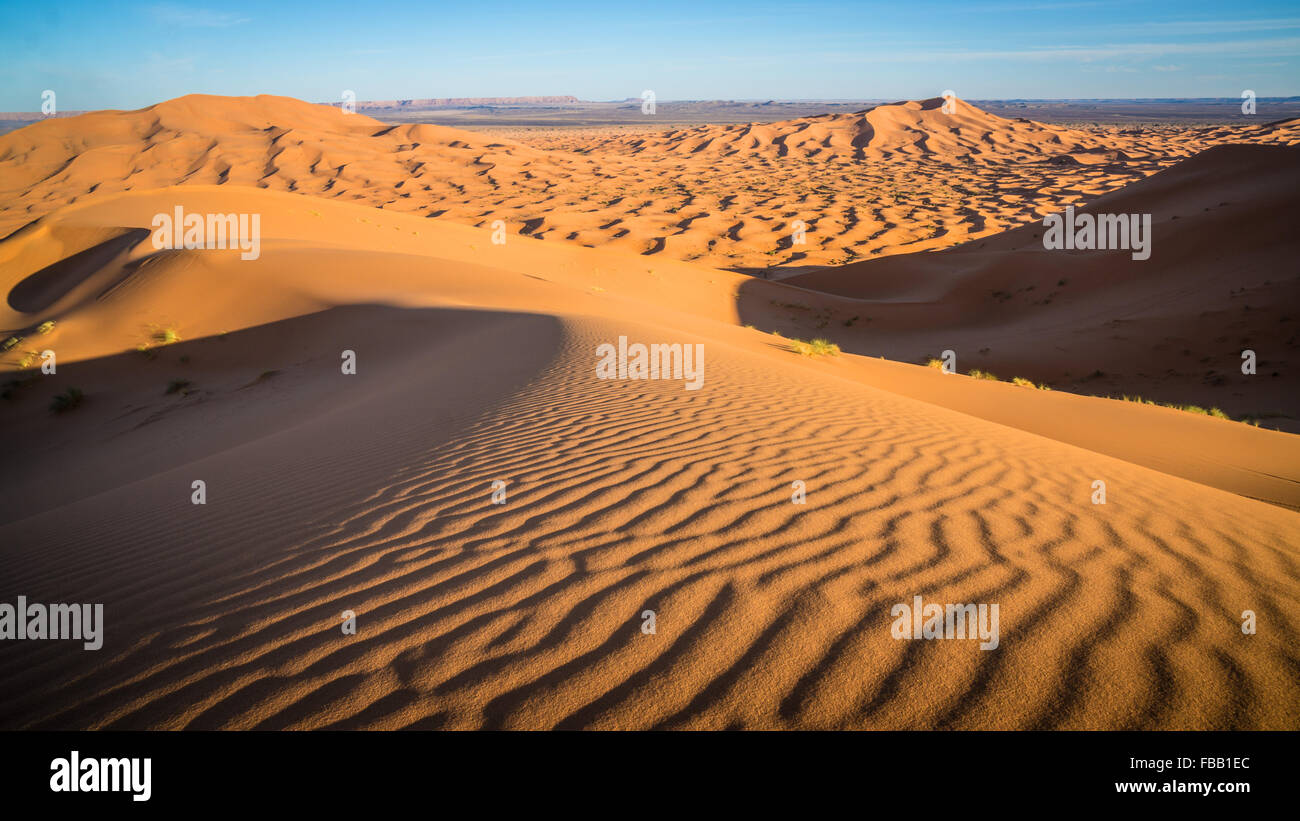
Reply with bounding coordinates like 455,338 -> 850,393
148,4 -> 251,28
818,37 -> 1300,63
1101,18 -> 1300,36
972,1 -> 1116,10
464,47 -> 606,63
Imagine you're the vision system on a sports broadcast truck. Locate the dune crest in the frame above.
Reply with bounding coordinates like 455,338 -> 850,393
591,97 -> 1112,161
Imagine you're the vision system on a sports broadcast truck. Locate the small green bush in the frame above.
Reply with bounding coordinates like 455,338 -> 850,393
50,387 -> 84,413
790,337 -> 840,357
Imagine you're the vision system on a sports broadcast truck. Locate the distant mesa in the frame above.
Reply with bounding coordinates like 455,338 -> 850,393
0,96 -> 587,123
336,96 -> 582,109
0,110 -> 86,121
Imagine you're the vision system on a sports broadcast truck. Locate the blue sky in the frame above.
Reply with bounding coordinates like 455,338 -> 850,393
2,0 -> 1297,110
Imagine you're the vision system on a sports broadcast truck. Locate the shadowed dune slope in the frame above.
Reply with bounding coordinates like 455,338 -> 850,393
776,144 -> 1300,427
0,186 -> 1297,730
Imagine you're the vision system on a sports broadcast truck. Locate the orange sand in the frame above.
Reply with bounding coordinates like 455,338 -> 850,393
0,96 -> 1296,730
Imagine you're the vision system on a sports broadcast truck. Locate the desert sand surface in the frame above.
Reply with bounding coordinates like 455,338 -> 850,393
0,96 -> 1297,730
3,94 -> 1297,274
784,143 -> 1300,427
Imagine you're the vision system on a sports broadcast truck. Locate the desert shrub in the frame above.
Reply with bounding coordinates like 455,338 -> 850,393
50,387 -> 83,413
1011,377 -> 1052,390
790,337 -> 840,357
1119,396 -> 1240,422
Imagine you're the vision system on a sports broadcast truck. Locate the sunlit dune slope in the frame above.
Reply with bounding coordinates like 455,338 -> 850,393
0,186 -> 1296,730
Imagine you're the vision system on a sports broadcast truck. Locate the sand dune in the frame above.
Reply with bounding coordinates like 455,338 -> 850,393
3,94 -> 1296,273
587,97 -> 1109,160
1,184 -> 1297,729
781,143 -> 1300,427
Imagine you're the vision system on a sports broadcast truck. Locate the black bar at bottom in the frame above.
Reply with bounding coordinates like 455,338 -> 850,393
0,730 -> 1286,809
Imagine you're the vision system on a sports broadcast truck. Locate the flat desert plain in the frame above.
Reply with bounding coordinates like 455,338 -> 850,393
0,95 -> 1297,729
